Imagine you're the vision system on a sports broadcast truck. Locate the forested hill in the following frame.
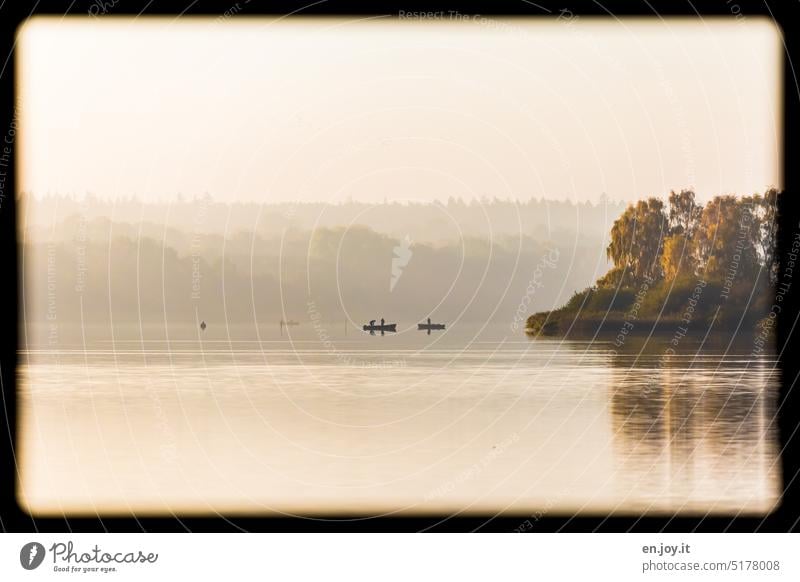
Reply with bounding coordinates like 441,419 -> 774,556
21,195 -> 624,344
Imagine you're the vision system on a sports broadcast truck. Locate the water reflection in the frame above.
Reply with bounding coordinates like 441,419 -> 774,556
17,330 -> 782,516
608,351 -> 780,513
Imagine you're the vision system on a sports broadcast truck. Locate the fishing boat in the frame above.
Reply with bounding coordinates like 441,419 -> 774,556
363,319 -> 397,334
418,318 -> 445,333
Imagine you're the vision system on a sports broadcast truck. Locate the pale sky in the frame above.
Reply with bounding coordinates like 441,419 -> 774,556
17,16 -> 782,204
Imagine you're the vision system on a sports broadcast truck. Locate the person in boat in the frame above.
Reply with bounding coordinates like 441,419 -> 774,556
370,319 -> 376,327
381,318 -> 385,327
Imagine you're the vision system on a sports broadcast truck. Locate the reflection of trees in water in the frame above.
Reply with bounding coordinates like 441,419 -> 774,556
608,356 -> 780,508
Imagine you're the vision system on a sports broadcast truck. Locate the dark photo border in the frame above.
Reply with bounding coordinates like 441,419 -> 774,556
1,0 -> 798,532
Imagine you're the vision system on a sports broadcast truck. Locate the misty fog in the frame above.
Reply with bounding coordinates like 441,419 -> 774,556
21,195 -> 623,345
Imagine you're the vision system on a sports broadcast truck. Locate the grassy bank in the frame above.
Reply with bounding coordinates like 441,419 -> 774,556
526,275 -> 774,341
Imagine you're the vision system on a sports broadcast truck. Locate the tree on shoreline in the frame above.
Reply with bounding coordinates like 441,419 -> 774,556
693,195 -> 760,284
527,188 -> 782,336
661,189 -> 702,282
605,197 -> 669,286
602,188 -> 777,289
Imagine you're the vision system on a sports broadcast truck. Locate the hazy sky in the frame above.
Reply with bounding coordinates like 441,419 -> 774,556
18,17 -> 782,204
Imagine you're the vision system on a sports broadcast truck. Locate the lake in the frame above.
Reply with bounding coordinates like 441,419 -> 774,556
17,323 -> 781,517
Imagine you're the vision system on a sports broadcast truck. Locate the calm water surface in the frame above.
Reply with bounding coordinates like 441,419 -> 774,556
18,324 -> 781,516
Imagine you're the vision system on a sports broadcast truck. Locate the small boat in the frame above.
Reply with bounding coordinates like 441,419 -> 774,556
363,318 -> 397,334
280,319 -> 300,327
418,318 -> 445,334
363,323 -> 397,332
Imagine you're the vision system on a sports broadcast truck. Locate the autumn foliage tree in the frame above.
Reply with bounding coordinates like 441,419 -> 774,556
528,188 -> 782,337
660,189 -> 702,281
602,188 -> 778,289
693,195 -> 760,284
605,197 -> 669,285
751,188 -> 779,283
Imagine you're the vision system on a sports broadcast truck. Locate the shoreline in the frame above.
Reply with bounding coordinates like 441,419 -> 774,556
525,314 -> 770,344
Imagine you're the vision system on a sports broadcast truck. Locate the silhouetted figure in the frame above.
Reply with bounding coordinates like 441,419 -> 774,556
363,318 -> 397,335
200,321 -> 206,331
